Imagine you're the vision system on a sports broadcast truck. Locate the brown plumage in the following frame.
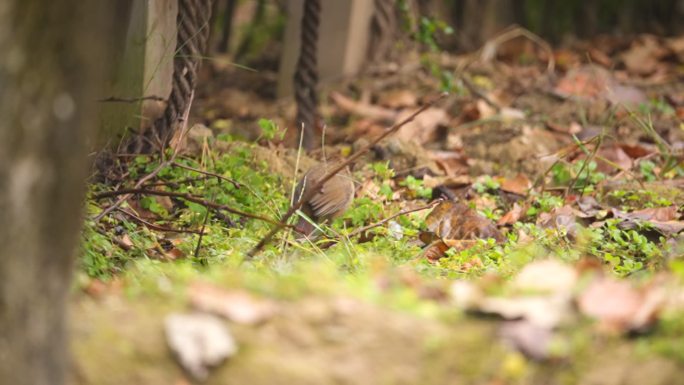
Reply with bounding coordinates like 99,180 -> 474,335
293,163 -> 355,237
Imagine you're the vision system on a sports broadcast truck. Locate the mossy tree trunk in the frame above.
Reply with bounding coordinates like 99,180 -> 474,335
0,2 -> 121,384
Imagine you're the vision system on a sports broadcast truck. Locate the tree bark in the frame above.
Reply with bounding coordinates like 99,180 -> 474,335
0,2 -> 119,384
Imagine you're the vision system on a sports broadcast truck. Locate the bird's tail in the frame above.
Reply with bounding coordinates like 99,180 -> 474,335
294,216 -> 315,239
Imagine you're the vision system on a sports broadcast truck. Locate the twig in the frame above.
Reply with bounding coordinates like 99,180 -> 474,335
171,162 -> 241,188
143,176 -> 210,188
246,93 -> 449,259
480,25 -> 555,74
98,95 -> 166,103
116,208 -> 202,234
93,188 -> 284,227
93,92 -> 195,222
347,201 -> 440,239
459,75 -> 501,111
194,188 -> 216,264
566,133 -> 603,199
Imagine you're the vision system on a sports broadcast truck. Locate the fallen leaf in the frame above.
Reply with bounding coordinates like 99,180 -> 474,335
577,277 -> 664,333
394,107 -> 448,144
378,89 -> 418,109
576,196 -> 605,218
618,206 -> 679,222
500,174 -> 532,195
498,203 -> 524,226
621,35 -> 668,76
421,239 -> 478,262
554,65 -> 611,100
119,233 -> 134,248
422,200 -> 504,243
422,174 -> 471,189
188,282 -> 278,324
594,145 -> 634,173
537,205 -> 584,238
611,206 -> 684,236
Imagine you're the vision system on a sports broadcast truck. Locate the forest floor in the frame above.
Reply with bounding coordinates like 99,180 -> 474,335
75,32 -> 684,385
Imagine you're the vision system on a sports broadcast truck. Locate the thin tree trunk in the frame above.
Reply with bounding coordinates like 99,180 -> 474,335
0,2 -> 119,384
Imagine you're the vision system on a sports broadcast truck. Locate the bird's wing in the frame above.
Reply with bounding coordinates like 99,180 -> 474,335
310,174 -> 354,218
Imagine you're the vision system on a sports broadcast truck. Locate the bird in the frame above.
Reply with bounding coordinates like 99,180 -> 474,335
293,162 -> 355,238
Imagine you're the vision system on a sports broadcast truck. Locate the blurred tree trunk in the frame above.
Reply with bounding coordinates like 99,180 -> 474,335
0,1 -> 120,385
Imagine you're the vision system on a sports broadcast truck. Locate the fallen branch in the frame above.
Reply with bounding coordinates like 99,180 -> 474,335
459,75 -> 501,112
246,93 -> 449,259
98,95 -> 166,103
93,188 -> 284,227
116,208 -> 202,234
93,92 -> 195,222
347,201 -> 440,239
480,25 -> 555,74
143,176 -> 211,188
315,200 -> 441,250
171,162 -> 241,189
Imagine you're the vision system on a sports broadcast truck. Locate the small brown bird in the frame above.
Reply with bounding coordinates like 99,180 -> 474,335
293,163 -> 355,237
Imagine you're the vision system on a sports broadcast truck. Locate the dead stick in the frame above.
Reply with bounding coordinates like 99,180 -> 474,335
347,201 -> 440,239
116,208 -> 202,234
93,92 -> 195,222
246,93 -> 448,259
93,188 -> 283,227
171,161 -> 241,188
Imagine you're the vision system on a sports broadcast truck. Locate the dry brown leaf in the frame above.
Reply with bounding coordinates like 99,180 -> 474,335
422,200 -> 504,243
498,203 -> 524,226
188,282 -> 278,324
500,174 -> 532,195
621,35 -> 668,76
537,205 -> 583,238
394,107 -> 448,144
577,277 -> 663,333
422,174 -> 471,189
378,89 -> 418,109
611,206 -> 684,236
621,206 -> 679,222
554,65 -> 611,100
594,145 -> 634,173
588,47 -> 613,68
421,239 -> 478,262
119,233 -> 134,248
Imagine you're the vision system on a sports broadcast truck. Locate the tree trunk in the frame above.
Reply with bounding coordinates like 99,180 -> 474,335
0,2 -> 119,384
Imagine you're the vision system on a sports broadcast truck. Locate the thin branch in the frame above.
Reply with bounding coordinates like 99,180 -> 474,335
246,93 -> 449,259
93,92 -> 195,222
480,25 -> 555,74
93,188 -> 284,227
459,75 -> 501,111
143,176 -> 210,188
566,133 -> 603,199
116,208 -> 202,234
171,162 -> 241,188
346,201 -> 440,239
98,95 -> 166,103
